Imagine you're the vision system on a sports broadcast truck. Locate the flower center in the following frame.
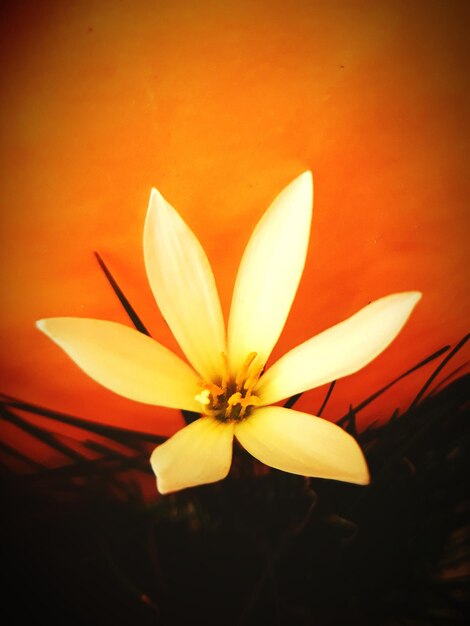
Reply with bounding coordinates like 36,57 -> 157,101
195,352 -> 263,422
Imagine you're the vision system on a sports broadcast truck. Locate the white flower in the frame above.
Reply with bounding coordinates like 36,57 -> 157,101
37,172 -> 421,494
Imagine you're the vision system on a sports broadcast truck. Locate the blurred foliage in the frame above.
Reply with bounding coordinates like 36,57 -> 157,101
1,370 -> 468,625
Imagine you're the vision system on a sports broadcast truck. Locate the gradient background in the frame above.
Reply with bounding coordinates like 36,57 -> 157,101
1,0 -> 468,467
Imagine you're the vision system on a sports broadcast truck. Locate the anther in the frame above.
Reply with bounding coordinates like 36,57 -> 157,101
195,389 -> 211,405
207,382 -> 224,398
195,351 -> 264,422
236,352 -> 258,391
225,392 -> 242,418
243,363 -> 264,393
220,352 -> 229,392
238,393 -> 261,419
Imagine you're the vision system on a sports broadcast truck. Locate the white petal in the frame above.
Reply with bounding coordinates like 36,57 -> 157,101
235,406 -> 369,485
150,417 -> 234,493
257,292 -> 422,405
227,172 -> 313,374
144,188 -> 226,381
37,318 -> 201,411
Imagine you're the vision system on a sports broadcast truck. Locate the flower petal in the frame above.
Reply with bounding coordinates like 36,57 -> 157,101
36,318 -> 201,411
235,406 -> 369,485
227,172 -> 313,374
144,188 -> 226,381
257,292 -> 422,405
150,417 -> 234,493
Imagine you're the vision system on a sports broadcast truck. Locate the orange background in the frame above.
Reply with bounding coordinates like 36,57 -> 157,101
1,0 -> 468,461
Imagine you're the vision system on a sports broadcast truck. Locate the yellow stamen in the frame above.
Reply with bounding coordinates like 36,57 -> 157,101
195,389 -> 211,405
244,363 -> 264,393
225,392 -> 242,418
195,351 -> 264,421
220,352 -> 229,392
209,382 -> 224,398
236,352 -> 258,391
238,392 -> 261,418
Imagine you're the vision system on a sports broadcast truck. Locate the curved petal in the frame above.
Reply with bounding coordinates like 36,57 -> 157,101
36,318 -> 201,411
144,188 -> 226,381
150,417 -> 234,493
256,292 -> 422,405
235,406 -> 369,485
227,172 -> 313,374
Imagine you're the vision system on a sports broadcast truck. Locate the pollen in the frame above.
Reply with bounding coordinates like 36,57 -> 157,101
195,352 -> 263,422
194,389 -> 211,405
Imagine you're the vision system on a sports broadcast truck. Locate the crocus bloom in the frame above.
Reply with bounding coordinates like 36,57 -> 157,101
37,172 -> 421,494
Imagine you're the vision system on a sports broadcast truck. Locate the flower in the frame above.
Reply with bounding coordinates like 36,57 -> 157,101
37,172 -> 421,494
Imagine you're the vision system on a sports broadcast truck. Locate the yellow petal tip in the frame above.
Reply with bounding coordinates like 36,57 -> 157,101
292,170 -> 313,194
298,170 -> 313,183
36,319 -> 48,333
35,318 -> 64,340
402,290 -> 422,301
357,466 -> 371,486
147,187 -> 164,212
155,478 -> 172,495
396,290 -> 423,312
409,291 -> 423,303
287,170 -> 314,213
